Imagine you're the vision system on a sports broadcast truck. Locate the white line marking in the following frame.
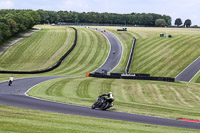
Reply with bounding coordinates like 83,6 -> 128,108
189,70 -> 200,82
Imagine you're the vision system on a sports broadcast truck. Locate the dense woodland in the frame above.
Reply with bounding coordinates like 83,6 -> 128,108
37,9 -> 172,27
0,9 -> 40,45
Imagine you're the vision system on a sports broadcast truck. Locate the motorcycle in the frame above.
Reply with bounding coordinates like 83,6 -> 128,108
91,96 -> 114,110
8,80 -> 12,86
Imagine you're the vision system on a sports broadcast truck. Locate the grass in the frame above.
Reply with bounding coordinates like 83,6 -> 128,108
0,105 -> 199,133
28,77 -> 200,120
191,71 -> 200,83
0,26 -> 110,80
46,27 -> 110,76
96,27 -> 200,77
0,25 -> 74,71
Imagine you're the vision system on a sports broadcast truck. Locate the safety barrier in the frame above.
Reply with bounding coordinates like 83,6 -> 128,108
125,37 -> 136,74
89,73 -> 175,82
0,27 -> 78,74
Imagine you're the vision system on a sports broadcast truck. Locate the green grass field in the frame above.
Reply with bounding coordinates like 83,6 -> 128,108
0,26 -> 109,80
46,27 -> 110,76
1,105 -> 198,133
28,77 -> 200,121
97,27 -> 200,78
0,26 -> 74,71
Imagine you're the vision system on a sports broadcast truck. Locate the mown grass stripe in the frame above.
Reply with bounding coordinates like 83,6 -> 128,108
169,86 -> 190,106
152,35 -> 200,76
0,26 -> 70,71
63,29 -> 95,74
48,27 -> 109,75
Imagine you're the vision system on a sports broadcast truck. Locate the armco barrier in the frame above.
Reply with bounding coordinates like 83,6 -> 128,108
125,37 -> 136,74
89,73 -> 175,82
126,73 -> 150,77
0,27 -> 77,74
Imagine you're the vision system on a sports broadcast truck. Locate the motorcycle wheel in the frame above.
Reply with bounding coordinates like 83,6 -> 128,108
91,104 -> 96,109
102,102 -> 111,110
8,81 -> 11,86
100,102 -> 107,110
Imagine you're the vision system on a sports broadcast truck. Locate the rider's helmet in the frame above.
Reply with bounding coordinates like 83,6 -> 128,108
108,92 -> 114,99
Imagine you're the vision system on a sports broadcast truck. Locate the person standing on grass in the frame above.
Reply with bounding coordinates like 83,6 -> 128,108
8,76 -> 14,86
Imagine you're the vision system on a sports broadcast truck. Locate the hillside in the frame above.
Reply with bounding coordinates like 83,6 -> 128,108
99,27 -> 200,78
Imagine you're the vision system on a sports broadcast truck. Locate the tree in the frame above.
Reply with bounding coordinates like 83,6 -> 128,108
175,18 -> 182,27
155,19 -> 167,27
37,9 -> 50,24
184,19 -> 192,28
0,9 -> 41,46
162,15 -> 172,26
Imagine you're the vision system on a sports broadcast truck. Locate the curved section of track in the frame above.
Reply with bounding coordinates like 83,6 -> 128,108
176,56 -> 200,82
90,28 -> 123,73
0,77 -> 200,129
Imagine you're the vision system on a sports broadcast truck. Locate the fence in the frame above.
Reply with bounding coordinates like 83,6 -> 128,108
125,37 -> 136,74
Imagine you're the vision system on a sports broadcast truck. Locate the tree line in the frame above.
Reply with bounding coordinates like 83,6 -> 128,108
1,9 -> 195,46
37,10 -> 172,27
174,18 -> 192,28
0,9 -> 40,45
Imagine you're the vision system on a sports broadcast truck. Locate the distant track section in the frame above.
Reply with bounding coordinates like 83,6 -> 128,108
90,28 -> 123,73
175,56 -> 200,82
0,27 -> 77,74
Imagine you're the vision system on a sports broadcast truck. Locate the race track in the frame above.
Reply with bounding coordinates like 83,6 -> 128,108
0,77 -> 200,129
176,56 -> 200,82
0,28 -> 200,130
90,28 -> 123,73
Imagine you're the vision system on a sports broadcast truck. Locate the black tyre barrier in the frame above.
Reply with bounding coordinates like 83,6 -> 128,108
125,37 -> 136,74
89,73 -> 175,82
0,27 -> 77,74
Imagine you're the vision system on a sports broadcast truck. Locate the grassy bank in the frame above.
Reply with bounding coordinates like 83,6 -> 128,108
0,25 -> 74,71
28,77 -> 200,120
97,27 -> 200,78
0,26 -> 110,80
46,27 -> 110,76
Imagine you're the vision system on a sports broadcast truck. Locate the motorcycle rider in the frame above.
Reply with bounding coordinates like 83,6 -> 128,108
97,92 -> 114,105
8,76 -> 14,86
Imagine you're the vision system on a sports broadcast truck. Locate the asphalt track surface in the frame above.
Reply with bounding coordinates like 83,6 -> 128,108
176,56 -> 200,82
90,28 -> 123,73
0,77 -> 200,130
0,28 -> 200,130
